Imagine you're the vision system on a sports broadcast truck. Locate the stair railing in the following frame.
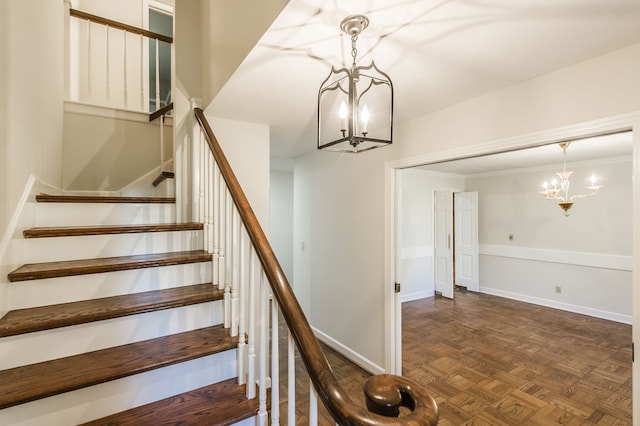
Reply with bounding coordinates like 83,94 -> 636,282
65,2 -> 172,112
193,107 -> 438,425
149,103 -> 174,187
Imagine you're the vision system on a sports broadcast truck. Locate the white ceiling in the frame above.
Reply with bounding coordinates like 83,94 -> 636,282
208,0 -> 640,160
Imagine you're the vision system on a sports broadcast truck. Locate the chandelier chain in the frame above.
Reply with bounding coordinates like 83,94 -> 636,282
351,35 -> 358,67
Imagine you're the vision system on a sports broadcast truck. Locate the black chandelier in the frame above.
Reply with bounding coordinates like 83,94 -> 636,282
317,15 -> 394,153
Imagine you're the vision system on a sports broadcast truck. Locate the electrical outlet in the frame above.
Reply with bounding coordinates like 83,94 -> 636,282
555,286 -> 562,294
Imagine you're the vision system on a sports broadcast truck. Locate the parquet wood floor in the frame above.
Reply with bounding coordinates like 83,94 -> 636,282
279,291 -> 632,425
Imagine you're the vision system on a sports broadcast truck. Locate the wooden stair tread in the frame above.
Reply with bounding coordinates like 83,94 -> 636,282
0,325 -> 237,409
80,378 -> 258,426
0,283 -> 223,337
24,222 -> 203,238
36,194 -> 175,203
8,250 -> 212,282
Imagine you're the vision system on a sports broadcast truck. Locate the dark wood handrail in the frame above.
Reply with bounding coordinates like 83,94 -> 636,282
149,102 -> 174,122
70,9 -> 173,44
194,108 -> 438,425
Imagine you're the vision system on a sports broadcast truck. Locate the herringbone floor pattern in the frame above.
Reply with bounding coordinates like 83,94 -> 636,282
280,291 -> 632,425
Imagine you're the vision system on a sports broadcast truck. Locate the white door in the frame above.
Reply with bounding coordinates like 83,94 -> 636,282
434,190 -> 454,299
454,192 -> 479,292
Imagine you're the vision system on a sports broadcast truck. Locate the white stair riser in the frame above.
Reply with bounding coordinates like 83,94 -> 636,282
10,262 -> 214,309
0,301 -> 224,370
0,350 -> 237,426
23,231 -> 203,263
35,203 -> 176,227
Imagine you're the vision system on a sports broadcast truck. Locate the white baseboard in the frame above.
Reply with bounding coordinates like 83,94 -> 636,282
311,326 -> 385,375
401,290 -> 433,303
480,286 -> 632,324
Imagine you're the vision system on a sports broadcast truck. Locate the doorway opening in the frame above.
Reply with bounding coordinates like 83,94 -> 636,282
386,119 -> 638,379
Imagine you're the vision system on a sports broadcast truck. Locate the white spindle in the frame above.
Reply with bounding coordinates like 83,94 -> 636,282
309,383 -> 318,425
230,206 -> 240,336
191,126 -> 201,224
160,116 -> 165,171
154,38 -> 160,110
271,300 -> 280,425
246,249 -> 257,399
202,135 -> 210,252
87,20 -> 92,100
237,225 -> 248,385
106,25 -> 110,102
205,154 -> 216,253
139,34 -> 144,110
288,332 -> 296,425
218,179 -> 226,291
123,32 -> 128,107
257,271 -> 269,426
212,160 -> 220,286
224,190 -> 232,328
198,135 -> 205,224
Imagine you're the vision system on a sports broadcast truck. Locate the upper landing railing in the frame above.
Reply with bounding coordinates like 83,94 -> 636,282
65,4 -> 172,113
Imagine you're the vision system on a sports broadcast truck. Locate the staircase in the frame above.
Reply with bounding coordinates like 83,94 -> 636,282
0,194 -> 258,425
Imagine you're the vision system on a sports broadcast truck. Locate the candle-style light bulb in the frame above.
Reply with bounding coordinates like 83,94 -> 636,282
590,175 -> 597,187
339,101 -> 347,133
361,105 -> 369,135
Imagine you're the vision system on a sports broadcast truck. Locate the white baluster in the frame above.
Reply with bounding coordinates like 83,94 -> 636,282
271,299 -> 280,425
64,1 -> 71,101
160,116 -> 165,171
207,155 -> 214,253
198,135 -> 205,224
212,160 -> 220,286
257,271 -> 268,426
202,137 -> 209,252
218,179 -> 226,291
106,25 -> 110,102
237,225 -> 247,385
191,126 -> 201,224
154,38 -> 160,110
309,383 -> 318,425
288,332 -> 295,425
230,206 -> 239,337
139,34 -> 144,110
87,20 -> 92,101
224,190 -> 232,328
246,249 -> 257,399
123,31 -> 127,108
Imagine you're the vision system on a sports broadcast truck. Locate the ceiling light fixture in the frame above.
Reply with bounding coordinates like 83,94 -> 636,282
541,142 -> 602,216
317,15 -> 393,153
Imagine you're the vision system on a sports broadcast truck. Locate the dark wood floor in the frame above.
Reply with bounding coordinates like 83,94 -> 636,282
280,291 -> 632,425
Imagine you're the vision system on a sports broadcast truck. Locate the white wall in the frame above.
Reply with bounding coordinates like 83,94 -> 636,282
62,106 -> 173,192
200,0 -> 289,106
398,169 -> 464,302
207,116 -> 270,230
270,171 -> 294,282
293,155 -> 312,316
0,0 -> 66,317
467,158 -> 632,322
294,42 -> 640,372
